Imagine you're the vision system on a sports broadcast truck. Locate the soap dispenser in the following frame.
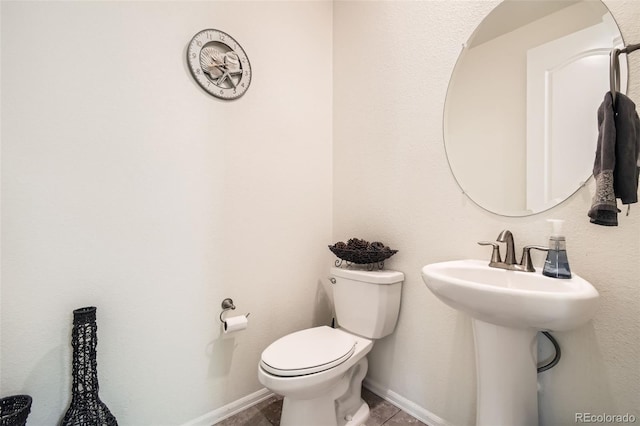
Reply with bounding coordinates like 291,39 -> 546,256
543,219 -> 572,279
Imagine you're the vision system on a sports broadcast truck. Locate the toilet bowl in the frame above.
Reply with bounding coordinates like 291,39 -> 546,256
258,267 -> 404,426
258,326 -> 373,426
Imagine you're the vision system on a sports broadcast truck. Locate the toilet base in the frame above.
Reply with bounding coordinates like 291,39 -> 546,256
344,400 -> 369,426
280,397 -> 370,426
281,394 -> 339,426
279,358 -> 370,426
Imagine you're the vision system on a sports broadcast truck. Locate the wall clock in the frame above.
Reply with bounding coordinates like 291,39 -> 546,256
186,29 -> 252,100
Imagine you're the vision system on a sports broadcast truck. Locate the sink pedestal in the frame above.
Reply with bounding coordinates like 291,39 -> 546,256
473,319 -> 538,426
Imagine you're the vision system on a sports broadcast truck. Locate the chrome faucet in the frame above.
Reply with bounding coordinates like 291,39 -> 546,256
479,230 -> 548,272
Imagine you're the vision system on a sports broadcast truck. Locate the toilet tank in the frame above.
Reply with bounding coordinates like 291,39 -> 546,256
330,267 -> 404,339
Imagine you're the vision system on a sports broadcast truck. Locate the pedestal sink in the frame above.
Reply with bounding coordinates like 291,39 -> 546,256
421,259 -> 599,426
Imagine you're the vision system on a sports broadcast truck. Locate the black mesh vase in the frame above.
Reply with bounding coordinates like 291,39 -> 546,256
60,307 -> 117,426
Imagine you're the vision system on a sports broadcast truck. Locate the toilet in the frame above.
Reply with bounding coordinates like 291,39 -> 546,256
258,267 -> 404,426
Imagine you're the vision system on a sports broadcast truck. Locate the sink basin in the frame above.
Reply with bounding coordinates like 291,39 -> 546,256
421,259 -> 599,330
422,259 -> 600,426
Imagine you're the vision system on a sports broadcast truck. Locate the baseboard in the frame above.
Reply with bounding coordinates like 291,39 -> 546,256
180,387 -> 274,426
363,378 -> 454,426
181,379 -> 450,426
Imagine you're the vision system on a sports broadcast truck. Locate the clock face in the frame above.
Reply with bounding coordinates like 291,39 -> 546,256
187,29 -> 252,100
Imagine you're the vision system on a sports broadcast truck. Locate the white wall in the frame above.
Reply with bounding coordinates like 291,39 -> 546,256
334,1 -> 639,426
1,1 -> 333,424
2,1 -> 639,426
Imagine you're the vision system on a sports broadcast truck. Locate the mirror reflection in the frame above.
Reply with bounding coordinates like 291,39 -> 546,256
444,0 -> 627,216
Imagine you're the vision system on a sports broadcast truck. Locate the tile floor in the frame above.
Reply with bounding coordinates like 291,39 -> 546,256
214,387 -> 428,426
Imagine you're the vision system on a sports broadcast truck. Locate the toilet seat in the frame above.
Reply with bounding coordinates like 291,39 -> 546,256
260,326 -> 356,377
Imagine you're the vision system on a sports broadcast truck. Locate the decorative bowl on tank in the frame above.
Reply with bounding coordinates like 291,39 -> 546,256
328,238 -> 398,265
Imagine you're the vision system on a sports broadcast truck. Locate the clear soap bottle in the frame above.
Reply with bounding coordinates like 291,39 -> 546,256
542,219 -> 572,279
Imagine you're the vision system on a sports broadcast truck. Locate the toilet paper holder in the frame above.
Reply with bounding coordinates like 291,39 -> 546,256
219,298 -> 250,323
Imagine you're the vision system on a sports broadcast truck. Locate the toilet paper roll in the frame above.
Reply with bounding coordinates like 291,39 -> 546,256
223,315 -> 248,334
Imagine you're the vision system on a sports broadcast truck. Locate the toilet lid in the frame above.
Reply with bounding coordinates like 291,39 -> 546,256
260,326 -> 356,377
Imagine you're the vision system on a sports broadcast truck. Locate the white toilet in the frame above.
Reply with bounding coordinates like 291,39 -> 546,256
258,267 -> 404,426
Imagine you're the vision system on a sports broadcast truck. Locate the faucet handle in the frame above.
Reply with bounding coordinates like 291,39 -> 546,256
478,241 -> 502,266
521,245 -> 549,272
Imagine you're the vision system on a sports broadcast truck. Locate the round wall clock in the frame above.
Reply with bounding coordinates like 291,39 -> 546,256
186,29 -> 252,100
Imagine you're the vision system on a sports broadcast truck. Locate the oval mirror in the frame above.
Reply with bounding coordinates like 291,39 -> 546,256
444,0 -> 628,216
